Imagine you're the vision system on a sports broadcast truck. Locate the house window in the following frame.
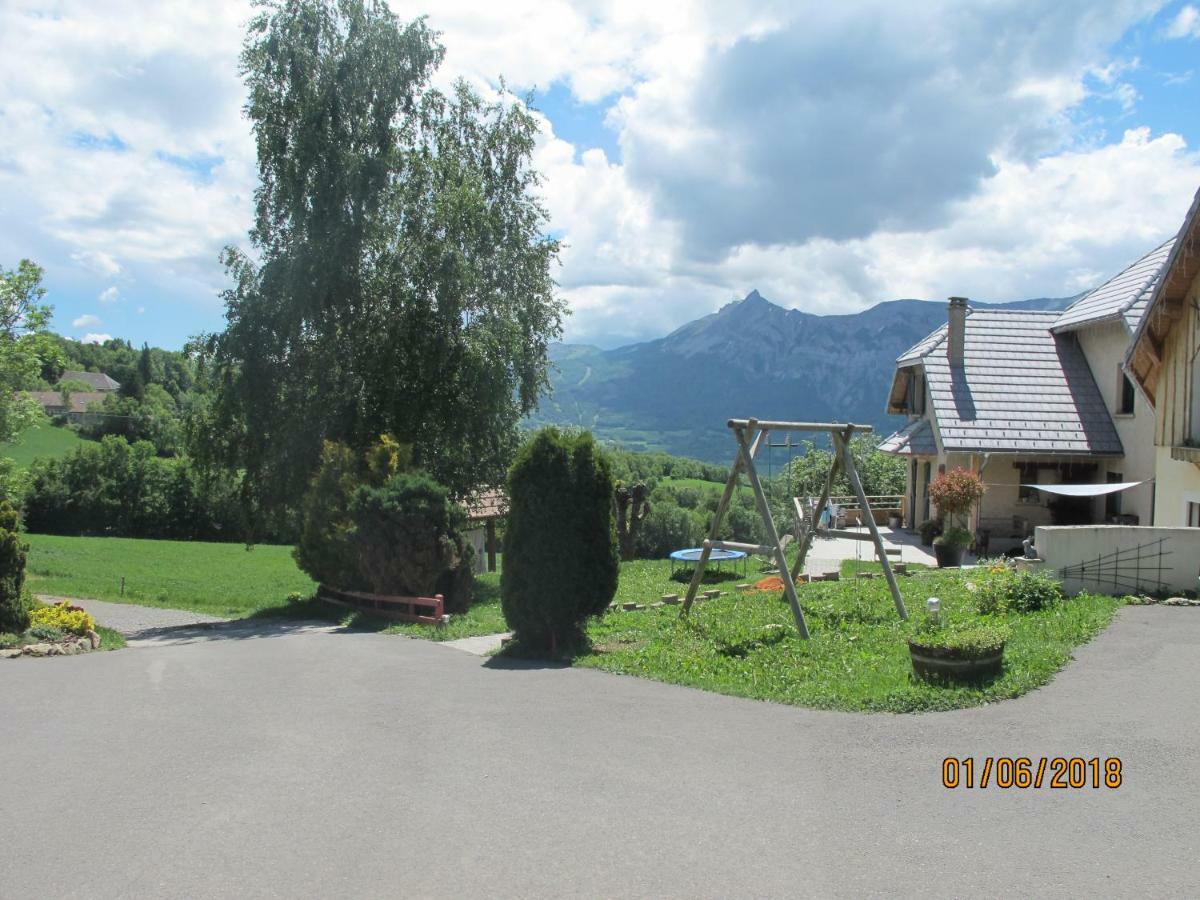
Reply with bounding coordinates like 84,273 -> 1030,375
1117,371 -> 1136,415
1188,502 -> 1200,528
905,369 -> 925,415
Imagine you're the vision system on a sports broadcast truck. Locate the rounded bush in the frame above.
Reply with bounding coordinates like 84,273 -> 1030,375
502,429 -> 619,652
636,504 -> 700,559
29,601 -> 95,636
350,471 -> 474,613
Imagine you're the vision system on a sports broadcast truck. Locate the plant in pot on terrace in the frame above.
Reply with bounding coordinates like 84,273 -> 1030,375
917,519 -> 942,546
927,468 -> 985,567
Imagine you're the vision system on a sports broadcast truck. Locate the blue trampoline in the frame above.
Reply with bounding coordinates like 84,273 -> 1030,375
669,547 -> 748,577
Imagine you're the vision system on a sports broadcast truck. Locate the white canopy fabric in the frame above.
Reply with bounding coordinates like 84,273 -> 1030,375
1021,480 -> 1145,497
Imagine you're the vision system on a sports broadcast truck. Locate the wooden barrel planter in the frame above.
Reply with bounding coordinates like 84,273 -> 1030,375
908,639 -> 1005,684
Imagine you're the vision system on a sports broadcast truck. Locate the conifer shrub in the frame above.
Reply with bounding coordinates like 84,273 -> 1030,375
351,472 -> 474,613
293,436 -> 474,610
0,501 -> 33,634
502,428 -> 619,653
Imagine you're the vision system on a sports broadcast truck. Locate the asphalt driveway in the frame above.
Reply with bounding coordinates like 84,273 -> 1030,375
2,605 -> 1197,898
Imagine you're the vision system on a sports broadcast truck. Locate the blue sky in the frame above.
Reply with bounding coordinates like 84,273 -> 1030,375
3,0 -> 1200,351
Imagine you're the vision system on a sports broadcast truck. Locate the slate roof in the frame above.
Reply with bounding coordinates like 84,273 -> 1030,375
58,370 -> 121,391
878,419 -> 937,456
1052,239 -> 1175,334
889,308 -> 1123,456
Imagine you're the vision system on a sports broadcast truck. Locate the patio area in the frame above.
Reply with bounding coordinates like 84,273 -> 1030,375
802,524 -> 938,575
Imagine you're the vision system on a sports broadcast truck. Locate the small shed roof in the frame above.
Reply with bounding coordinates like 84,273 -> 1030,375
1052,239 -> 1175,335
890,308 -> 1123,456
464,488 -> 507,522
878,419 -> 937,456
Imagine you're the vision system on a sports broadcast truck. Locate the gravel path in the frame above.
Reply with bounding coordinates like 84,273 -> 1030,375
38,594 -> 229,636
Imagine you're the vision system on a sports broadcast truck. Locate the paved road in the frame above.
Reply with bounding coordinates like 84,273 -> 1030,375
2,606 -> 1197,897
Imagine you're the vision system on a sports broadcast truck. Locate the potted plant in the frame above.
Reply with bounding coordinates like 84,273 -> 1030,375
917,519 -> 942,547
908,623 -> 1009,683
927,468 -> 985,567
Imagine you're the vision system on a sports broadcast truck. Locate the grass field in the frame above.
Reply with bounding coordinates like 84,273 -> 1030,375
26,534 -> 316,617
2,424 -> 89,468
25,532 -> 1123,713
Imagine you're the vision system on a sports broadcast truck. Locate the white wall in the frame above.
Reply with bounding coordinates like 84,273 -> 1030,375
1035,525 -> 1200,596
1075,321 -> 1156,524
464,527 -> 487,574
1151,445 -> 1200,527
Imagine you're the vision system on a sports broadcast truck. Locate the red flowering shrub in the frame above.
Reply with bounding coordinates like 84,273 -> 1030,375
928,467 -> 984,526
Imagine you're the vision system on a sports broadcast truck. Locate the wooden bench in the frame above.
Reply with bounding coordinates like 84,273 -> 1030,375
318,585 -> 446,624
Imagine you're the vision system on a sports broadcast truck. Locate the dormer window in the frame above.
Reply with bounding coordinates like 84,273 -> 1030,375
1117,370 -> 1135,416
906,369 -> 926,416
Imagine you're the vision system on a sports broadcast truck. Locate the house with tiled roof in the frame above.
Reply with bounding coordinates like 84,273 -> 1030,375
1127,186 -> 1200,526
58,370 -> 121,392
881,242 -> 1167,549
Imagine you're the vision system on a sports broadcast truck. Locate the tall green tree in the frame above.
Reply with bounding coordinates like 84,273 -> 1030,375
1,259 -> 63,500
0,260 -> 59,444
195,0 -> 565,524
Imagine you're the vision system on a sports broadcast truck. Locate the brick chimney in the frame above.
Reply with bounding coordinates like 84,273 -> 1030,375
947,297 -> 968,366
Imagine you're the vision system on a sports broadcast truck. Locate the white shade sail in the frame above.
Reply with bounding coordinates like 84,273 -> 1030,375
1022,480 -> 1145,497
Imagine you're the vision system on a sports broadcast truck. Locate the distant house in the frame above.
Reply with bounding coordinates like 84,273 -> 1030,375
1126,186 -> 1200,526
29,370 -> 121,423
28,391 -> 109,424
463,487 -> 507,573
880,244 -> 1168,550
57,370 -> 121,392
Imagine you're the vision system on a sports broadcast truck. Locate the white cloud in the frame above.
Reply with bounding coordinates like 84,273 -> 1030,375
71,250 -> 121,277
81,333 -> 113,344
72,313 -> 102,328
1,0 -> 1196,353
137,306 -> 145,314
0,0 -> 255,316
1165,5 -> 1200,38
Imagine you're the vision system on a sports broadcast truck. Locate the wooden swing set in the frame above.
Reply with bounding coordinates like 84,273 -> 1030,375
681,418 -> 908,638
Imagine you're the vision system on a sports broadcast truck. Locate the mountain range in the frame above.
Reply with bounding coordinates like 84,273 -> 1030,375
529,290 -> 1075,463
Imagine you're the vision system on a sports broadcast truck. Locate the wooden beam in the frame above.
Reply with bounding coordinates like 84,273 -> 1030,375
727,419 -> 874,433
485,519 -> 497,573
710,540 -> 776,555
733,426 -> 810,639
817,528 -> 876,541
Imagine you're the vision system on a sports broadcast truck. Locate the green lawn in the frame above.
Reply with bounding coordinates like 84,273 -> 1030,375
378,571 -> 507,640
24,532 -> 1124,713
575,568 -> 1123,713
2,424 -> 89,468
95,625 -> 127,651
26,534 -> 316,617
